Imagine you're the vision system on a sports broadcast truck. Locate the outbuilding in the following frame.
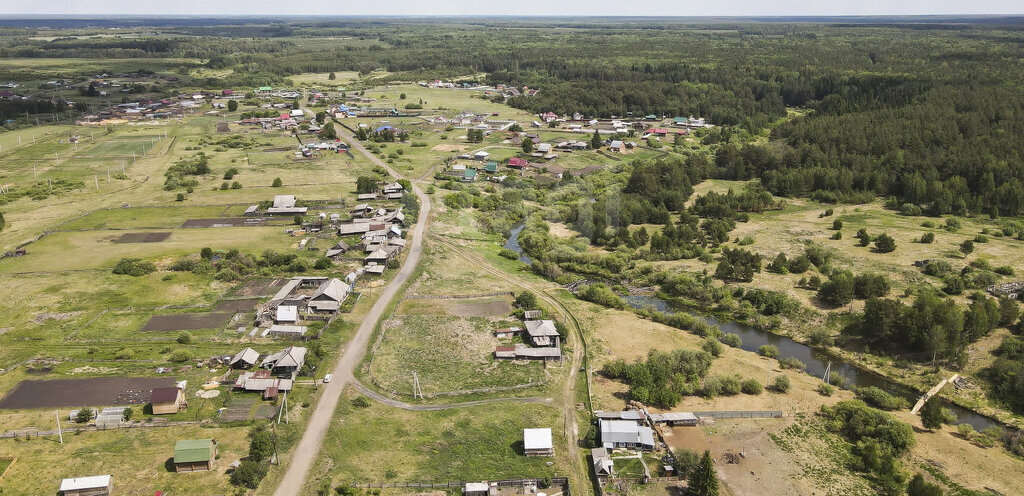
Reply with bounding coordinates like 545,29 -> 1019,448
523,428 -> 554,456
173,439 -> 216,472
59,475 -> 112,496
150,387 -> 185,415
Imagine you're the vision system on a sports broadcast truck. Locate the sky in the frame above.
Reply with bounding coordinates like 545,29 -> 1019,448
3,0 -> 1022,16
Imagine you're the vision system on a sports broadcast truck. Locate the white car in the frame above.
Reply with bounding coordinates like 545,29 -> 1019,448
322,374 -> 333,383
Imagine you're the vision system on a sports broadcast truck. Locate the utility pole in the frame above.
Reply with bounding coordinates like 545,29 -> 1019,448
55,410 -> 63,444
95,175 -> 99,190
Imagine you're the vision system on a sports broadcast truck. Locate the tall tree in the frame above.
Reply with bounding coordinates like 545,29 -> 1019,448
522,138 -> 534,154
688,450 -> 719,496
590,129 -> 602,149
920,398 -> 944,430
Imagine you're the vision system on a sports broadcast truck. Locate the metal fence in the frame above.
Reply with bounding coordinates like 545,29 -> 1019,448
693,410 -> 783,419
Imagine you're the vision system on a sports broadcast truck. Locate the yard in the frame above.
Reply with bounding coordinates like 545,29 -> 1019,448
301,387 -> 565,494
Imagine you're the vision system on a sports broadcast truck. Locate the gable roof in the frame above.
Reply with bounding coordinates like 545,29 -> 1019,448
525,320 -> 559,337
261,346 -> 307,369
174,439 -> 213,463
312,278 -> 349,303
230,347 -> 259,367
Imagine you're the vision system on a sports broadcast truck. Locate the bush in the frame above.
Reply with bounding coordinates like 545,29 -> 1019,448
741,379 -> 763,395
231,181 -> 242,189
778,357 -> 805,370
807,328 -> 834,347
176,332 -> 192,344
920,232 -> 935,243
169,349 -> 194,363
351,396 -> 371,408
758,344 -> 780,359
75,408 -> 92,423
832,219 -> 843,230
514,291 -> 538,309
907,474 -> 944,496
773,375 -> 791,392
874,233 -> 896,253
855,386 -> 909,411
718,333 -> 742,348
112,258 -> 156,277
272,177 -> 282,187
231,460 -> 268,489
701,338 -> 723,357
817,383 -> 835,396
176,193 -> 185,201
720,376 -> 742,395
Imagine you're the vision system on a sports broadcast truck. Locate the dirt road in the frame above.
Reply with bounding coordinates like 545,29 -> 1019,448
271,130 -> 432,496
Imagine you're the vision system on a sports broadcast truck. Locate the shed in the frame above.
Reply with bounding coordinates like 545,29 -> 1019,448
173,439 -> 216,472
494,346 -> 516,359
523,310 -> 543,319
592,448 -> 615,481
150,387 -> 185,415
275,305 -> 298,324
464,482 -> 490,496
523,428 -> 554,456
59,475 -> 112,496
229,347 -> 260,369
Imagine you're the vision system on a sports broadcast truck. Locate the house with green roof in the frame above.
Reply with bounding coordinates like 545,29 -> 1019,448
256,86 -> 273,94
173,439 -> 217,472
484,161 -> 498,173
463,168 -> 477,182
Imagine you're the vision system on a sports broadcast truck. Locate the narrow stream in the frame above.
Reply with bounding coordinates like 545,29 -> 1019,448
622,294 -> 1000,431
504,223 -> 533,265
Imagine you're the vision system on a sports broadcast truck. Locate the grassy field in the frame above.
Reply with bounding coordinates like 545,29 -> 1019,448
0,424 -> 249,495
302,387 -> 564,494
368,313 -> 548,397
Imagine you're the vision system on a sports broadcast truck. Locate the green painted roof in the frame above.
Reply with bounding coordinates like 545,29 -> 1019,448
464,169 -> 477,179
175,439 -> 213,463
257,86 -> 272,91
485,162 -> 497,172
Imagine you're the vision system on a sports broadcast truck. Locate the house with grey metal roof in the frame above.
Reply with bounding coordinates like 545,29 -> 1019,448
229,347 -> 260,369
524,320 -> 559,347
523,428 -> 553,456
599,419 -> 656,450
308,278 -> 349,313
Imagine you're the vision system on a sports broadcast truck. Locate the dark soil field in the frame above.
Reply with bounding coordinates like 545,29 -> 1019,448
213,299 -> 261,313
0,377 -> 174,409
229,278 -> 287,297
181,218 -> 265,228
140,312 -> 233,331
113,232 -> 172,243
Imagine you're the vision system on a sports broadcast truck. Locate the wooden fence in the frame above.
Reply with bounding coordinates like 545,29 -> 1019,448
693,410 -> 783,419
402,291 -> 514,301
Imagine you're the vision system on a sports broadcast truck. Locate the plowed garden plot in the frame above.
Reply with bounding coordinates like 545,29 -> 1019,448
229,278 -> 286,298
140,312 -> 232,331
213,299 -> 261,312
0,377 -> 174,409
112,232 -> 171,243
181,218 -> 265,228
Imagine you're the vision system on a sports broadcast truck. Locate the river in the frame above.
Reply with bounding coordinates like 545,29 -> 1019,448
622,294 -> 1000,431
504,223 -> 533,265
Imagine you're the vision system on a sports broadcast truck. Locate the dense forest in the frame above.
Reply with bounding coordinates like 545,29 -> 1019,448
4,20 -> 1015,211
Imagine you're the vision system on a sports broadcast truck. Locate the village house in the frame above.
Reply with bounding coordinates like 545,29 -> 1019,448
173,439 -> 217,472
599,419 -> 656,451
326,241 -> 350,259
307,278 -> 350,313
523,428 -> 554,456
473,150 -> 491,161
59,475 -> 112,496
260,346 -> 307,379
525,320 -> 559,347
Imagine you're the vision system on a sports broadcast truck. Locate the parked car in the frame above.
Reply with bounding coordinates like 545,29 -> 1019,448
323,374 -> 333,383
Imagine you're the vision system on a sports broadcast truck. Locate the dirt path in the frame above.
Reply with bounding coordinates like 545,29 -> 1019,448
350,378 -> 553,411
271,129 -> 432,496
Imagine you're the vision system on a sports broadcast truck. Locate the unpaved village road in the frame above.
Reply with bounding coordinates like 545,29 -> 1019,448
272,130 -> 432,496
